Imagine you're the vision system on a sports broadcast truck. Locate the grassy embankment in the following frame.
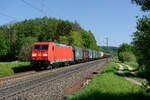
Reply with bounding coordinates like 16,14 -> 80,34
0,62 -> 30,77
69,59 -> 150,100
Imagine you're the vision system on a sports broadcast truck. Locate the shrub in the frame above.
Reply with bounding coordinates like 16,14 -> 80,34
18,37 -> 37,61
119,52 -> 136,62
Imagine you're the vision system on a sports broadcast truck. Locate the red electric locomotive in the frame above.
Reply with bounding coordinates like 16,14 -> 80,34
31,42 -> 74,68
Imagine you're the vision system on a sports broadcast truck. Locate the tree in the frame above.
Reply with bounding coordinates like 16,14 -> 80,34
118,43 -> 132,54
81,30 -> 102,51
72,21 -> 81,32
131,0 -> 150,82
56,21 -> 72,36
132,0 -> 150,11
132,16 -> 150,71
119,52 -> 136,62
69,31 -> 84,47
18,37 -> 37,61
118,43 -> 134,62
0,34 -> 10,56
81,32 -> 91,48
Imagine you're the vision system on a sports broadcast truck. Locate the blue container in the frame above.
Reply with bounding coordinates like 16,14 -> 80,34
96,51 -> 100,58
95,51 -> 98,59
87,49 -> 92,60
92,50 -> 96,59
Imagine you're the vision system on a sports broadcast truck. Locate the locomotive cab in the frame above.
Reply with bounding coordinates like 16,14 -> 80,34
31,42 -> 51,67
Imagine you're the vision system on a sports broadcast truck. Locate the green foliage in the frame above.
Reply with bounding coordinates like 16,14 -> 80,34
81,32 -> 92,48
125,61 -> 139,69
118,43 -> 132,53
72,21 -> 81,32
18,37 -> 37,61
0,34 -> 10,57
81,30 -> 101,51
69,32 -> 84,47
132,16 -> 150,72
0,17 -> 101,61
56,20 -> 72,36
132,0 -> 150,11
118,43 -> 135,62
119,52 -> 136,62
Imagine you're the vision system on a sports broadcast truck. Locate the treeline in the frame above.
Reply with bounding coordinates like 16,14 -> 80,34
0,16 -> 101,61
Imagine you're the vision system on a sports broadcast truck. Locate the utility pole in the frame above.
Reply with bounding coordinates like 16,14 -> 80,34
105,37 -> 109,62
105,37 -> 108,50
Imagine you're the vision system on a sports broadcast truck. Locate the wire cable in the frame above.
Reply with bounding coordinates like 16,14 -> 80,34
0,12 -> 17,20
38,0 -> 58,17
21,0 -> 47,16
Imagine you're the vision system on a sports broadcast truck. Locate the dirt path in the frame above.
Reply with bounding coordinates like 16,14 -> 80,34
117,63 -> 143,86
123,64 -> 137,76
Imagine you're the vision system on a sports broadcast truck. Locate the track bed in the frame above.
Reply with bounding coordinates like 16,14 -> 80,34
0,58 -> 108,100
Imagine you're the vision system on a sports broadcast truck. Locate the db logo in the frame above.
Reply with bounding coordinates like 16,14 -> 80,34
39,52 -> 41,56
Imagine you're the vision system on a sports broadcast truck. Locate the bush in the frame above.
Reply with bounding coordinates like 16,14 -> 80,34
18,37 -> 37,61
119,52 -> 136,62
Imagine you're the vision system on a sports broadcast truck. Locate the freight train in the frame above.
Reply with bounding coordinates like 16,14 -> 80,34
31,42 -> 109,68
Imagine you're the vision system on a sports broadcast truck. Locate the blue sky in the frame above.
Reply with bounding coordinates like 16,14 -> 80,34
0,0 -> 146,47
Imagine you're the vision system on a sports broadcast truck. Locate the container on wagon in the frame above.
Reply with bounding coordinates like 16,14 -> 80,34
92,50 -> 96,59
72,46 -> 83,62
87,49 -> 93,60
100,52 -> 104,58
82,48 -> 88,61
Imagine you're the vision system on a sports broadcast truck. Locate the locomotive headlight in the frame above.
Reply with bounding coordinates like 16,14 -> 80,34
43,54 -> 48,56
32,54 -> 37,56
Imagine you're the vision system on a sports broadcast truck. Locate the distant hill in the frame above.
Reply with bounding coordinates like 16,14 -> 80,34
101,46 -> 118,55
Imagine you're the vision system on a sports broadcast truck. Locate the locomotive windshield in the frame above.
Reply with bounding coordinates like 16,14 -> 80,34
34,45 -> 48,50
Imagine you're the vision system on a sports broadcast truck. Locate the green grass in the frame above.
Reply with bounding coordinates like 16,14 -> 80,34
124,62 -> 138,69
0,61 -> 30,77
69,61 -> 150,100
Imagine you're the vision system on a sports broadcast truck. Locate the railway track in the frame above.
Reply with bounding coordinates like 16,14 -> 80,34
0,65 -> 70,83
0,71 -> 36,83
0,59 -> 107,100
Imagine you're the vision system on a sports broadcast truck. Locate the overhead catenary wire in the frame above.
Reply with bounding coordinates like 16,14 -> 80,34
38,0 -> 58,17
40,0 -> 45,14
21,0 -> 47,16
0,12 -> 17,20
